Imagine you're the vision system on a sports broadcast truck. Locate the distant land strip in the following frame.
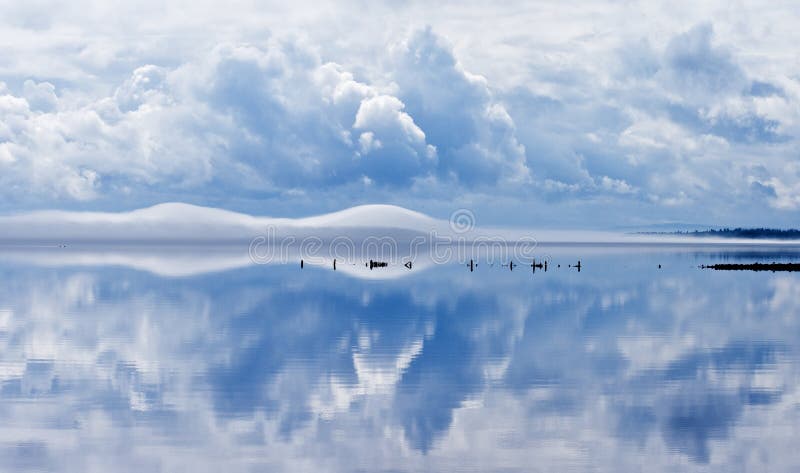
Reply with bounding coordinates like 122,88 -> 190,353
640,228 -> 800,239
701,262 -> 800,271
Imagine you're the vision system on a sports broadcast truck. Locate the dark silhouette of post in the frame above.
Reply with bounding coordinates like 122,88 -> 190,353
333,259 -> 336,271
368,259 -> 388,269
470,259 -> 474,272
300,259 -> 304,269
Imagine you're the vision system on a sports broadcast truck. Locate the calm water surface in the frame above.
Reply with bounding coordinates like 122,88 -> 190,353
0,244 -> 799,472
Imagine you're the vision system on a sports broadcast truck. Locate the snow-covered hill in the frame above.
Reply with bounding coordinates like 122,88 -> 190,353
0,203 -> 442,242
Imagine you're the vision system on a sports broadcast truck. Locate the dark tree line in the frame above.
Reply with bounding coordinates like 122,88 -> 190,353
642,228 -> 800,240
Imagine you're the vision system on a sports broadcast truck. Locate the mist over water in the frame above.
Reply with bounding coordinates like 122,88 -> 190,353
0,244 -> 799,472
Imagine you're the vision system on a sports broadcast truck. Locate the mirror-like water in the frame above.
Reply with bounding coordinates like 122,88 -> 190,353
0,244 -> 798,472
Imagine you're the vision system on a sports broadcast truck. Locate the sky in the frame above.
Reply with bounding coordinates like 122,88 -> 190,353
0,0 -> 798,228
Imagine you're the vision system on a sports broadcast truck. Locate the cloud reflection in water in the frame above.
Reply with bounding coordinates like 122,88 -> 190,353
0,246 -> 798,471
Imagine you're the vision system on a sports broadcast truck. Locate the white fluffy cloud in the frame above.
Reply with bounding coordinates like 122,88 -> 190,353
0,1 -> 798,226
390,28 -> 531,186
0,30 -> 532,209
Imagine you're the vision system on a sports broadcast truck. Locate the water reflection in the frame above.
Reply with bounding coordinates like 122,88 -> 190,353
0,246 -> 798,471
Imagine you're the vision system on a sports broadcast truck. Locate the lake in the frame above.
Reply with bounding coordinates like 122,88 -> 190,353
0,243 -> 799,472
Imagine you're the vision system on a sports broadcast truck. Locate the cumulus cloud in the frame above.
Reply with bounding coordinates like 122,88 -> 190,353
353,94 -> 436,185
0,30 -> 538,211
0,7 -> 798,226
189,41 -> 443,189
391,28 -> 531,186
498,20 -> 800,224
0,72 -> 215,204
0,42 -> 430,205
113,65 -> 169,112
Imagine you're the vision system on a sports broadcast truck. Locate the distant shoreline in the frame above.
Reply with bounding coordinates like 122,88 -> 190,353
701,262 -> 800,272
639,228 -> 800,240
